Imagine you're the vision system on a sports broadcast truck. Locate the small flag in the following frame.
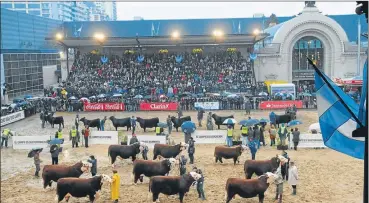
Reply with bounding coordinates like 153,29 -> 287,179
238,21 -> 241,34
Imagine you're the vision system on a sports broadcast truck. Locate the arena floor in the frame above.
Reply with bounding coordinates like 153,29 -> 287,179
0,110 -> 364,203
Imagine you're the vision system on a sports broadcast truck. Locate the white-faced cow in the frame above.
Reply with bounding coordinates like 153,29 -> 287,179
132,158 -> 177,184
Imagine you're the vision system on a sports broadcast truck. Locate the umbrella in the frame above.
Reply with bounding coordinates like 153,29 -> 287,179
69,96 -> 77,100
97,94 -> 106,98
159,94 -> 167,99
309,123 -> 321,133
259,118 -> 269,123
258,92 -> 268,96
80,97 -> 90,103
180,92 -> 191,97
144,95 -> 152,99
89,96 -> 96,99
287,120 -> 303,127
28,148 -> 43,158
112,93 -> 122,97
302,92 -> 312,97
181,121 -> 196,133
49,138 -> 63,145
134,95 -> 143,99
194,106 -> 204,110
274,92 -> 284,97
212,93 -> 221,96
223,118 -> 237,125
239,119 -> 259,127
24,95 -> 33,99
157,122 -> 168,128
227,94 -> 238,98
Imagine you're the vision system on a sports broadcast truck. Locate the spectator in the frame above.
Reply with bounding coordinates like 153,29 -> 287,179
206,112 -> 214,130
88,155 -> 97,176
82,125 -> 90,148
131,116 -> 136,134
197,109 -> 205,127
179,154 -> 187,176
269,125 -> 277,146
166,115 -> 172,135
50,145 -> 60,165
111,169 -> 120,203
34,150 -> 41,177
70,126 -> 79,148
129,134 -> 139,145
1,128 -> 13,148
253,125 -> 261,149
226,125 -> 233,147
196,168 -> 206,200
240,125 -> 249,146
100,116 -> 107,131
292,128 -> 300,150
188,137 -> 195,164
248,137 -> 258,160
288,161 -> 299,195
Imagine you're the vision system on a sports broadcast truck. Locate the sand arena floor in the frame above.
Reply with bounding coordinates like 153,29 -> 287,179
0,110 -> 364,203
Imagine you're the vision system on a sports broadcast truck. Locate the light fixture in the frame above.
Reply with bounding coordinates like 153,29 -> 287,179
253,29 -> 260,36
171,31 -> 180,39
55,33 -> 63,41
213,29 -> 224,37
94,33 -> 105,42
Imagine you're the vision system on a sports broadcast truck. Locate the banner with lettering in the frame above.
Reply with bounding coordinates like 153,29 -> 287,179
1,111 -> 25,126
192,130 -> 227,144
89,131 -> 118,145
127,135 -> 166,149
259,100 -> 303,110
84,103 -> 125,111
12,135 -> 50,150
139,102 -> 178,111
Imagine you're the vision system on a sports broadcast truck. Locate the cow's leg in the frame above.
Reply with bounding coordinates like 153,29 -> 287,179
153,193 -> 159,203
219,157 -> 223,163
134,174 -> 140,184
111,155 -> 117,167
215,157 -> 218,163
88,193 -> 95,202
144,127 -> 146,132
179,192 -> 185,203
153,153 -> 157,160
218,125 -> 220,129
233,157 -> 237,165
246,172 -> 253,179
225,192 -> 234,203
132,155 -> 136,162
176,127 -> 178,132
258,193 -> 265,203
43,178 -> 49,189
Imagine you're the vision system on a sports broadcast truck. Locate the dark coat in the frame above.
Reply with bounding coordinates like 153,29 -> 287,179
42,161 -> 86,189
109,116 -> 131,131
171,116 -> 191,132
211,114 -> 234,129
225,175 -> 271,203
80,117 -> 101,130
87,159 -> 97,175
132,159 -> 173,183
244,157 -> 281,179
149,174 -> 197,203
108,143 -> 141,164
136,117 -> 159,132
214,145 -> 245,165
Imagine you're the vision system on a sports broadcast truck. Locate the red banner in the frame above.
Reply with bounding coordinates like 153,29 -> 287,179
259,100 -> 303,110
140,102 -> 178,111
84,103 -> 125,111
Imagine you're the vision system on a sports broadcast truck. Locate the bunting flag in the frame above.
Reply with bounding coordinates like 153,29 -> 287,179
101,56 -> 108,64
358,60 -> 367,126
310,58 -> 365,159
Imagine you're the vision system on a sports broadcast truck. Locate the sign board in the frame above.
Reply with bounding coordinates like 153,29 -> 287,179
12,135 -> 50,150
259,100 -> 303,109
127,135 -> 166,149
1,111 -> 25,126
140,102 -> 178,111
84,103 -> 125,111
192,130 -> 227,144
288,133 -> 326,148
89,131 -> 119,145
194,102 -> 220,110
292,70 -> 314,79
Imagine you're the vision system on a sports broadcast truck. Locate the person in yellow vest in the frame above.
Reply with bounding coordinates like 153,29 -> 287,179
226,125 -> 233,147
278,124 -> 288,146
1,128 -> 13,148
69,126 -> 79,148
240,125 -> 249,146
111,169 -> 120,203
155,126 -> 162,136
55,128 -> 63,147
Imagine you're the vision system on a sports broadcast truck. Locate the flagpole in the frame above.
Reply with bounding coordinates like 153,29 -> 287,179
357,17 -> 361,76
307,58 -> 364,128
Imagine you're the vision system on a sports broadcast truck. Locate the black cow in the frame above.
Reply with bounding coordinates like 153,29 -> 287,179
132,158 -> 176,184
42,161 -> 91,189
211,114 -> 234,129
108,142 -> 143,167
45,113 -> 64,128
225,173 -> 277,203
55,174 -> 112,202
214,145 -> 247,165
79,117 -> 101,130
109,116 -> 131,131
149,172 -> 202,203
171,116 -> 191,132
269,112 -> 293,127
136,117 -> 159,132
153,143 -> 187,160
244,156 -> 286,179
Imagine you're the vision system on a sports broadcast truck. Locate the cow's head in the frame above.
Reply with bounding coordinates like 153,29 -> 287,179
99,174 -> 112,185
79,117 -> 85,122
139,142 -> 146,152
240,145 -> 248,152
109,116 -> 115,121
179,142 -> 188,151
81,160 -> 92,173
264,172 -> 278,184
167,158 -> 177,169
276,155 -> 288,165
189,171 -> 202,181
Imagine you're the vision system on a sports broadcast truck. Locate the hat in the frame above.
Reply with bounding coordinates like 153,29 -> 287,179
112,169 -> 118,173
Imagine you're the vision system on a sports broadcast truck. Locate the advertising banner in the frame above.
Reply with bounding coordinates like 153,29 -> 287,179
259,100 -> 303,110
1,111 -> 25,126
288,133 -> 326,148
139,102 -> 178,111
127,135 -> 166,149
192,130 -> 227,144
194,102 -> 220,110
12,135 -> 50,150
89,131 -> 119,145
84,103 -> 124,111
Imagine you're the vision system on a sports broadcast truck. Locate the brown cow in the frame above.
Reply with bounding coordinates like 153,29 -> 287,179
214,145 -> 248,165
132,158 -> 177,184
153,142 -> 187,160
42,161 -> 91,189
244,155 -> 287,179
225,172 -> 277,203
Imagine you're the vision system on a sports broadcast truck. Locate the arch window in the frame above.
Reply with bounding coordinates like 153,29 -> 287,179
292,36 -> 324,70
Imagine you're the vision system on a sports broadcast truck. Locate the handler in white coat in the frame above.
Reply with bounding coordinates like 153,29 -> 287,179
288,161 -> 299,195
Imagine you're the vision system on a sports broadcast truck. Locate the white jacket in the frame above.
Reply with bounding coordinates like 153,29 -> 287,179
288,165 -> 299,185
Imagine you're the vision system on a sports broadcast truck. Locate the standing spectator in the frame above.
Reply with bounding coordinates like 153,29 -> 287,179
188,137 -> 195,164
131,116 -> 137,134
288,161 -> 299,195
111,169 -> 120,203
141,143 -> 149,160
240,125 -> 249,146
197,109 -> 205,127
226,125 -> 233,147
196,168 -> 206,200
245,101 -> 251,115
166,115 -> 172,135
82,125 -> 90,148
177,104 -> 183,118
269,125 -> 277,146
278,124 -> 288,147
50,145 -> 59,165
292,128 -> 300,150
75,114 -> 79,131
274,165 -> 284,203
34,150 -> 41,177
281,150 -> 290,181
184,131 -> 191,144
260,125 -> 266,146
304,97 -> 309,109
100,116 -> 107,131
253,125 -> 261,149
179,154 -> 187,176
206,112 -> 214,130
1,128 -> 13,148
70,126 -> 79,148
129,134 -> 139,145
88,155 -> 97,176
248,137 -> 258,160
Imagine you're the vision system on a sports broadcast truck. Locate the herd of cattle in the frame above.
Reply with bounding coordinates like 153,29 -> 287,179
42,140 -> 288,203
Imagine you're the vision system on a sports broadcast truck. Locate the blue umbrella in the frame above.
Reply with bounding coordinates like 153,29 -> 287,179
157,122 -> 168,128
181,121 -> 196,133
134,95 -> 143,99
259,118 -> 269,123
239,119 -> 259,127
287,120 -> 303,127
49,138 -> 63,145
223,118 -> 237,125
195,106 -> 204,111
24,95 -> 33,99
258,92 -> 268,96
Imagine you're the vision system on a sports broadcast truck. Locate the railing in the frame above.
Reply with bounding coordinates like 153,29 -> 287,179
254,43 -> 281,55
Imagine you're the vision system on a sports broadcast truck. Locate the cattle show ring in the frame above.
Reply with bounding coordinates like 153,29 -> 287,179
0,108 -> 363,203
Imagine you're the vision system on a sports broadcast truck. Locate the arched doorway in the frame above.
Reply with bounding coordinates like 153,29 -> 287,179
292,36 -> 324,94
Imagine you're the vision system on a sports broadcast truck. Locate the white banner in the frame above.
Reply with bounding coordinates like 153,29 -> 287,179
12,135 -> 50,150
289,133 -> 326,148
1,111 -> 25,126
89,131 -> 119,145
192,130 -> 226,144
127,135 -> 166,149
194,102 -> 219,110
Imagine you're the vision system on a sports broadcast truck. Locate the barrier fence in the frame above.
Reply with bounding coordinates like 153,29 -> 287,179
89,131 -> 119,145
192,130 -> 227,144
139,102 -> 178,111
194,102 -> 220,110
127,135 -> 166,148
1,110 -> 25,126
12,135 -> 50,150
84,103 -> 125,111
288,133 -> 326,148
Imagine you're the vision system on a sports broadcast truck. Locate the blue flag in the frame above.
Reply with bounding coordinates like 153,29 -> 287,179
314,68 -> 365,159
358,60 -> 367,126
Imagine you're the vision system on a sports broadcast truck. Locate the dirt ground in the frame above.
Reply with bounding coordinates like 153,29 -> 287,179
0,110 -> 364,203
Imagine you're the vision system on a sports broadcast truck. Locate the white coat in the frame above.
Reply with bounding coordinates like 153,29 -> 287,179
288,165 -> 298,186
